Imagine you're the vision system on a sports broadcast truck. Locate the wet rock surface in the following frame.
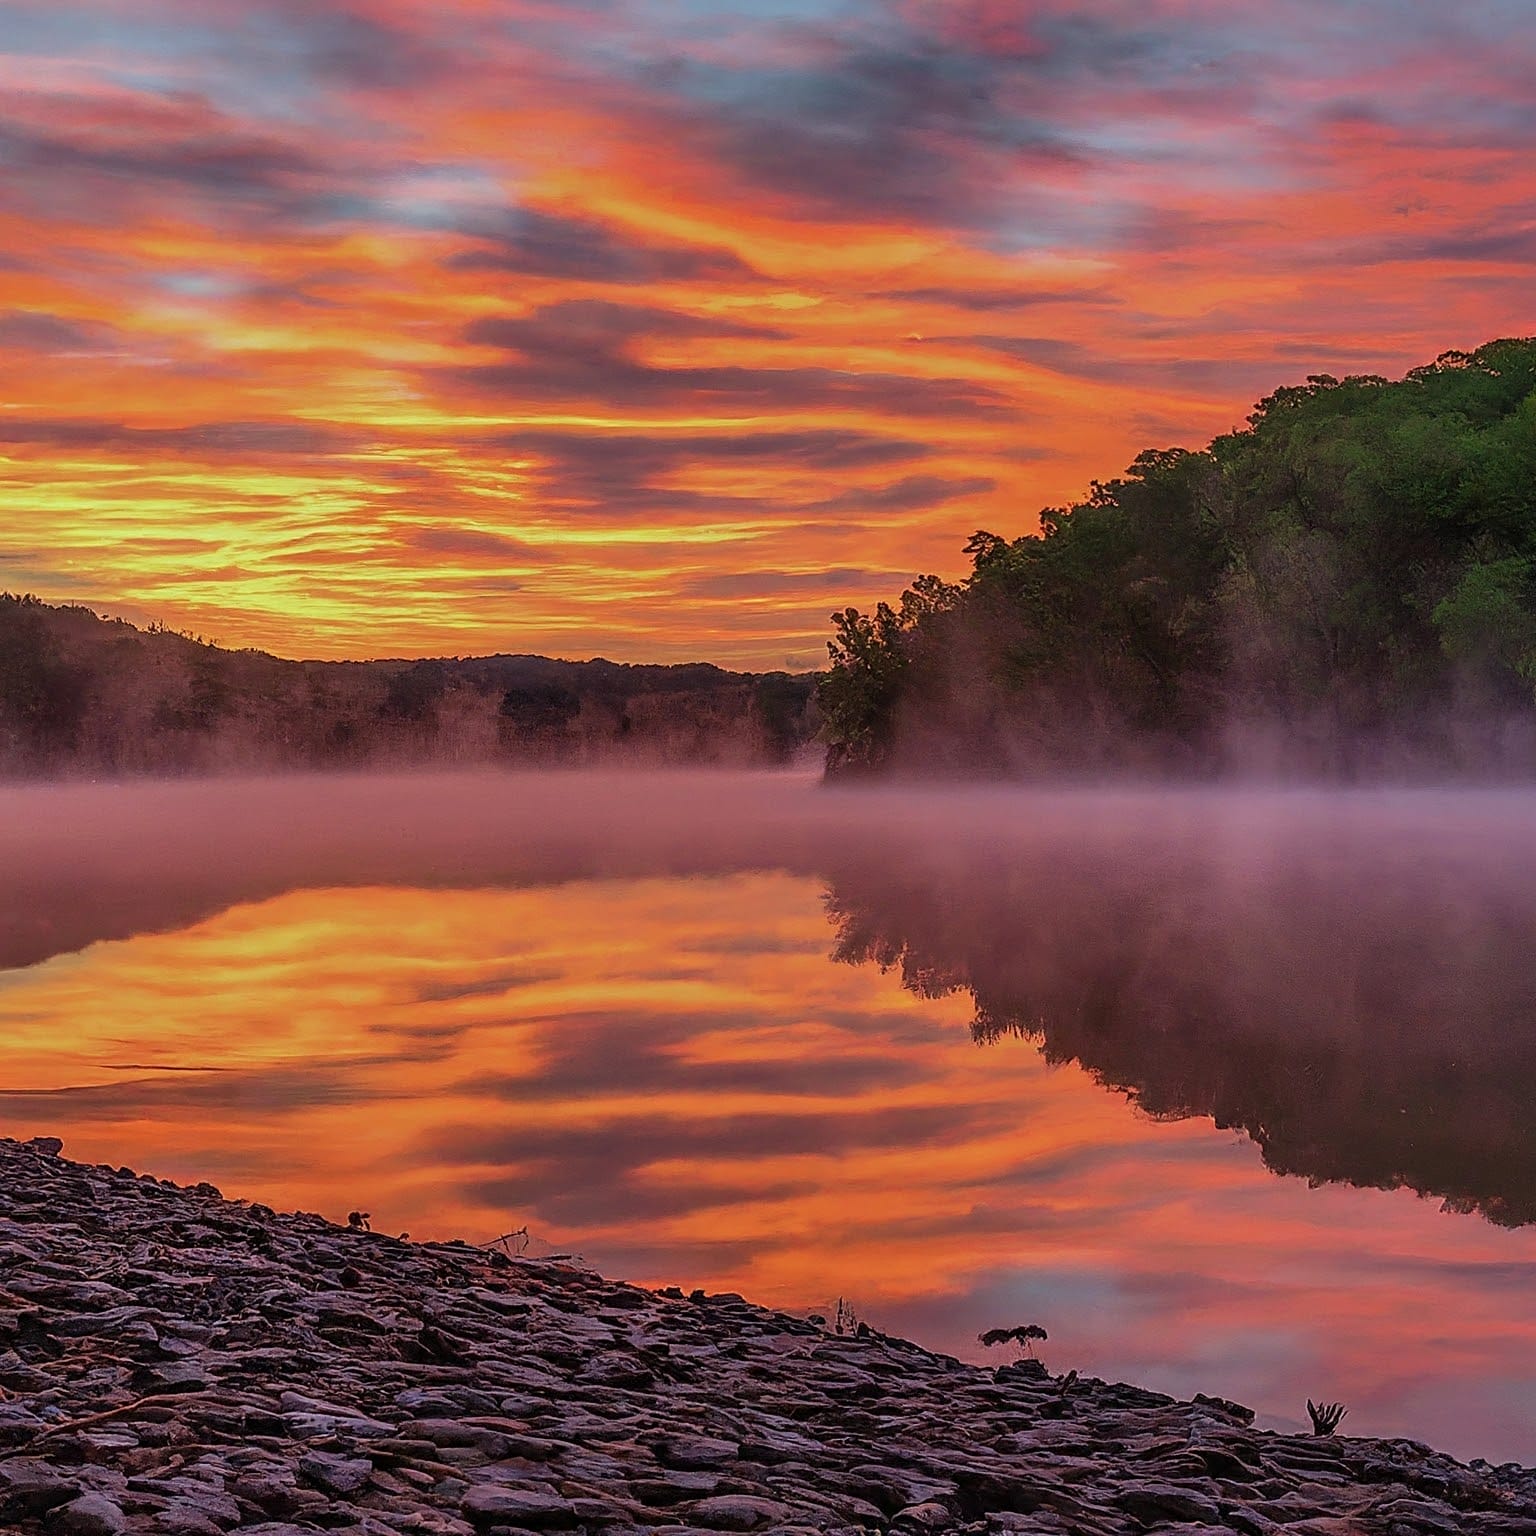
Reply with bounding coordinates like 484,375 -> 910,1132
1,1137 -> 1533,1535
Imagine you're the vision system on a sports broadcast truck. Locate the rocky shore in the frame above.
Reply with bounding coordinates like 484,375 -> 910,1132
1,1138 -> 1533,1536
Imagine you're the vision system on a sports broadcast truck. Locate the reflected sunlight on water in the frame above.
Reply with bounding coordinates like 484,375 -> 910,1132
5,868 -> 1536,1462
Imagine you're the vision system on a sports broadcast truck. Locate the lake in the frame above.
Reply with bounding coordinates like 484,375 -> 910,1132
4,771 -> 1536,1464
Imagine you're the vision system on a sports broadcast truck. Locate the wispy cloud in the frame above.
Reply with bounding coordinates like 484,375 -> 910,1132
0,0 -> 1531,663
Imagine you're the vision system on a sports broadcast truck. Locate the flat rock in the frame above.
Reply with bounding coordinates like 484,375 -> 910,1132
687,1494 -> 792,1531
298,1450 -> 373,1497
1115,1482 -> 1223,1524
132,1362 -> 208,1394
0,1459 -> 75,1517
461,1484 -> 578,1528
890,1501 -> 957,1532
654,1434 -> 740,1470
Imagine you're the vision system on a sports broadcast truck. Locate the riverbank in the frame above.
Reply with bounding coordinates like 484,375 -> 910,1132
1,1138 -> 1532,1535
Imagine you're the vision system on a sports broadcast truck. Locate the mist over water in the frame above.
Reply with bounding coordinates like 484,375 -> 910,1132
5,770 -> 1536,1460
9,767 -> 1536,967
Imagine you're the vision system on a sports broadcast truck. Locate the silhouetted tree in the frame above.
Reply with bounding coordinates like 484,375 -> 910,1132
0,595 -> 89,766
380,660 -> 449,723
0,596 -> 817,777
498,684 -> 581,743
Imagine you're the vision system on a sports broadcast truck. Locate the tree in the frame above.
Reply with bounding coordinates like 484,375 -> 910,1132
1433,557 -> 1536,691
498,684 -> 581,745
0,595 -> 89,766
818,575 -> 960,773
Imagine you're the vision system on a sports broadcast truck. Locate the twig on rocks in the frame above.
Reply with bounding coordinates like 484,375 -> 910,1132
0,1391 -> 211,1459
481,1226 -> 530,1259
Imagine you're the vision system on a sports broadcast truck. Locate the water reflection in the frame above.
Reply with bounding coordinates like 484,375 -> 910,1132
824,824 -> 1536,1227
4,775 -> 1536,1462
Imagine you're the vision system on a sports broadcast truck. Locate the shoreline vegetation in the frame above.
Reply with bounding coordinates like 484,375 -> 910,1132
819,338 -> 1536,781
0,597 -> 818,779
4,1137 -> 1536,1535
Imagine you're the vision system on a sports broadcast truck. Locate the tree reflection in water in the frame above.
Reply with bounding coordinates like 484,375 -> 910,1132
823,817 -> 1536,1226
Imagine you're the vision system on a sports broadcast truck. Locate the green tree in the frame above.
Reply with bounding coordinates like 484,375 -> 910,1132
818,574 -> 959,772
824,336 -> 1536,778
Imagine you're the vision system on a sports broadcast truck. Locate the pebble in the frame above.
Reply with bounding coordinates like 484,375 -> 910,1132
44,1493 -> 127,1535
0,1136 -> 1533,1536
296,1450 -> 372,1497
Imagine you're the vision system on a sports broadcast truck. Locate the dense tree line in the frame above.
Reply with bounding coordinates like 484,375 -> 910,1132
821,338 -> 1536,777
0,596 -> 817,777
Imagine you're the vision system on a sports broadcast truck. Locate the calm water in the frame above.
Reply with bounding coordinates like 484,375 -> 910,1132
4,772 -> 1536,1463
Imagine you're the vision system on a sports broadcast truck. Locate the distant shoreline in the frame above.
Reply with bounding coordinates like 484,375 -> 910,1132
1,593 -> 821,780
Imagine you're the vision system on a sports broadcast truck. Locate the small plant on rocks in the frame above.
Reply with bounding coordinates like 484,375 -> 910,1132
482,1225 -> 530,1259
980,1323 -> 1049,1359
808,1298 -> 864,1336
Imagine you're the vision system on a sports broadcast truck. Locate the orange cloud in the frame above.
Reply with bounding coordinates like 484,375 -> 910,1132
1,0 -> 1532,664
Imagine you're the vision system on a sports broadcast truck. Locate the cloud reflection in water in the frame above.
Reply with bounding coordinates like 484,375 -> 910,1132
3,773 -> 1536,1460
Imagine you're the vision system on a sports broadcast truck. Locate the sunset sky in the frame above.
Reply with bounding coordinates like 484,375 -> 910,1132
2,0 -> 1532,667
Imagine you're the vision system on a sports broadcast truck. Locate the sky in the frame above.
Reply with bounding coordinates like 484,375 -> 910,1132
1,0 -> 1533,668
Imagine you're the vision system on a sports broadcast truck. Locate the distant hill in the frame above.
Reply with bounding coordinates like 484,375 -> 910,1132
0,595 -> 819,777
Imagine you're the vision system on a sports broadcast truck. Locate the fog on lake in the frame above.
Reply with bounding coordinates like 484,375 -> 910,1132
4,771 -> 1536,1461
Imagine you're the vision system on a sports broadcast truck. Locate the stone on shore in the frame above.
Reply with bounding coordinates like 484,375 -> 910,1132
1,1135 -> 1533,1536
